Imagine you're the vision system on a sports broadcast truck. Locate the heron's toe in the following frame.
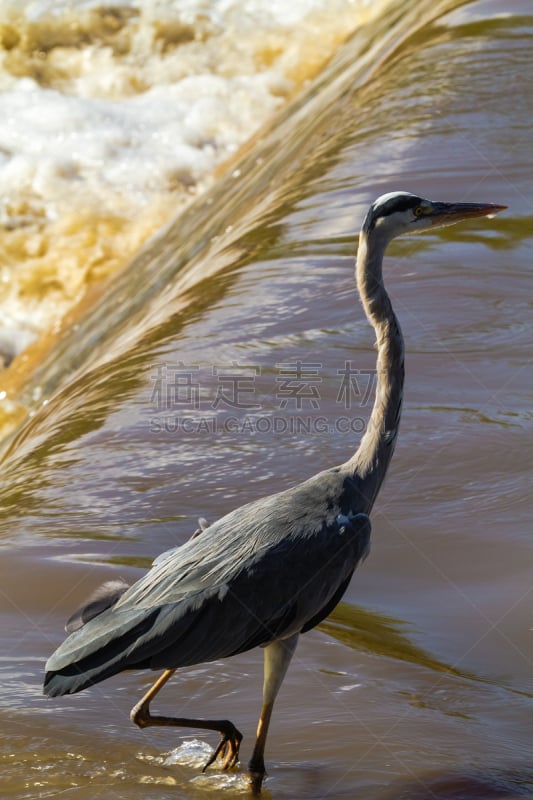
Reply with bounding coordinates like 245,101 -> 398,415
202,721 -> 243,772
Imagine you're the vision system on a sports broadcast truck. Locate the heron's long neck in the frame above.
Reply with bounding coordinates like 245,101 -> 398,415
345,231 -> 404,510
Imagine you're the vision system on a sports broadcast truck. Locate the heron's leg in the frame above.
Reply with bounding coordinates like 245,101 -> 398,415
130,669 -> 243,770
248,633 -> 299,793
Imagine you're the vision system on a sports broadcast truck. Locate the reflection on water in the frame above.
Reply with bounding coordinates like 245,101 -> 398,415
322,602 -> 469,678
322,602 -> 533,704
0,0 -> 532,798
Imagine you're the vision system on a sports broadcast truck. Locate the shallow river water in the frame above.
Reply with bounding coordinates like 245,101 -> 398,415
0,0 -> 531,798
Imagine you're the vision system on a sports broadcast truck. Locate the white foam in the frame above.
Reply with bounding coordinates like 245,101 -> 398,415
0,0 -> 387,366
191,772 -> 252,792
163,738 -> 215,768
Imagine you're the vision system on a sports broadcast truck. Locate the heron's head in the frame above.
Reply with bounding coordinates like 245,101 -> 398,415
362,191 -> 506,244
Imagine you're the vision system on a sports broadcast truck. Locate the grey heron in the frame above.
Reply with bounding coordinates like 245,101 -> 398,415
44,192 -> 505,791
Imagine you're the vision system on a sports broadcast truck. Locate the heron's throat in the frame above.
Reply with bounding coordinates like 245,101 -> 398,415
347,231 -> 405,504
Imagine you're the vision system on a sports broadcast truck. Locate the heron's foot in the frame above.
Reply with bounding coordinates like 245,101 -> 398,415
248,766 -> 266,795
202,721 -> 243,771
247,754 -> 266,795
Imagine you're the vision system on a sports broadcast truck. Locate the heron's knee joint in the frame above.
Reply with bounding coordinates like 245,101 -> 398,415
130,702 -> 150,728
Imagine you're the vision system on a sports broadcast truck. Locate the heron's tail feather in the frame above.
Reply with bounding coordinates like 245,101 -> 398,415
43,608 -> 159,697
64,579 -> 130,634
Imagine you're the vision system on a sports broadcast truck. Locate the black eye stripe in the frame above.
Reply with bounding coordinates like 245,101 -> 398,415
362,194 -> 423,234
373,196 -> 423,217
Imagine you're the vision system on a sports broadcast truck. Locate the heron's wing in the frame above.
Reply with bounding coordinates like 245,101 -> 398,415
45,508 -> 370,683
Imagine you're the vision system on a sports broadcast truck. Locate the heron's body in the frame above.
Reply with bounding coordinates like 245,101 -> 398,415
44,191 -> 504,791
45,467 -> 371,696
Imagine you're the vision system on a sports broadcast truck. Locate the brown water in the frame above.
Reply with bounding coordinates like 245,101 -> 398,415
0,0 -> 532,798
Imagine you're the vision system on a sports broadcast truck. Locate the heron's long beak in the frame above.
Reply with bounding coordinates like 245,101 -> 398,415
429,200 -> 507,224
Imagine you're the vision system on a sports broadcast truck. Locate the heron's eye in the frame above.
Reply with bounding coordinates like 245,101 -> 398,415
414,206 -> 424,217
